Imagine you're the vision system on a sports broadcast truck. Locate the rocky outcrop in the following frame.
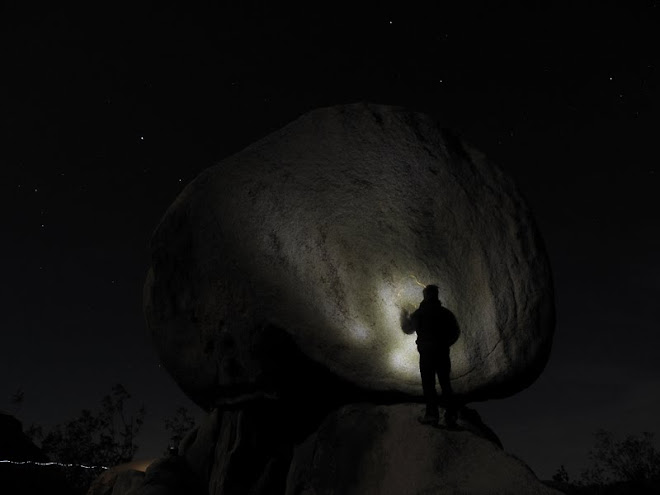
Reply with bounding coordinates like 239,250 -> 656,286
86,459 -> 155,495
133,104 -> 558,495
87,456 -> 203,495
94,403 -> 559,495
183,404 -> 292,495
144,103 -> 554,409
107,469 -> 144,495
286,403 -> 561,495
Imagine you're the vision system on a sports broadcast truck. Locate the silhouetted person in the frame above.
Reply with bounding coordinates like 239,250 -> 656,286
401,285 -> 460,427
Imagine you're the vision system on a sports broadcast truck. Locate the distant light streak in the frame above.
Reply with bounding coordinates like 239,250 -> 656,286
0,459 -> 108,470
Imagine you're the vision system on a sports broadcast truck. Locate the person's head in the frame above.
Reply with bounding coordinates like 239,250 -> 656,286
423,284 -> 440,302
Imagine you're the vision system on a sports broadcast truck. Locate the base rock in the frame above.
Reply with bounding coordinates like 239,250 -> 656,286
286,403 -> 561,495
97,403 -> 558,495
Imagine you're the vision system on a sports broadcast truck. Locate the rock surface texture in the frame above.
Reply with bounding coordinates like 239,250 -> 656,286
144,103 -> 554,409
92,404 -> 560,495
287,403 -> 560,495
99,104 -> 562,495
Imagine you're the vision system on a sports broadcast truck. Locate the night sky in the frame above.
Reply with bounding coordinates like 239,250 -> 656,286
2,1 -> 659,480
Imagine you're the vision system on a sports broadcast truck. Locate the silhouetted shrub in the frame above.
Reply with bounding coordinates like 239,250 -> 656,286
581,429 -> 660,485
30,384 -> 145,494
163,406 -> 196,454
548,429 -> 660,494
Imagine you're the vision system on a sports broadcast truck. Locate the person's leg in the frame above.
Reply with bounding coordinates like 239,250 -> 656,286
437,353 -> 457,427
419,350 -> 439,421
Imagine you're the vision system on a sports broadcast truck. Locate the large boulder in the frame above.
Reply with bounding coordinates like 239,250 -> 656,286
286,403 -> 561,495
144,103 -> 554,409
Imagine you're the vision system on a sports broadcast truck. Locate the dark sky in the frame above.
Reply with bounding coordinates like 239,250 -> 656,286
1,1 -> 659,480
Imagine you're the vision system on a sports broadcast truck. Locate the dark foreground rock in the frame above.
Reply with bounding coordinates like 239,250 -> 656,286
87,456 -> 203,495
95,403 -> 559,495
0,411 -> 47,462
0,412 -> 74,495
86,459 -> 155,495
144,103 -> 555,410
544,478 -> 660,494
286,403 -> 562,495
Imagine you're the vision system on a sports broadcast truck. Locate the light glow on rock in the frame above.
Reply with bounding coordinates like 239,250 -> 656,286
350,321 -> 371,342
375,276 -> 426,382
388,348 -> 419,376
374,273 -> 467,386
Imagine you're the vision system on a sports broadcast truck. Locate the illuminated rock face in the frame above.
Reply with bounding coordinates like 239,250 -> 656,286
144,103 -> 554,409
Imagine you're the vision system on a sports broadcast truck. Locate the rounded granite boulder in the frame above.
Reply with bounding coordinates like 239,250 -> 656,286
144,103 -> 555,409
